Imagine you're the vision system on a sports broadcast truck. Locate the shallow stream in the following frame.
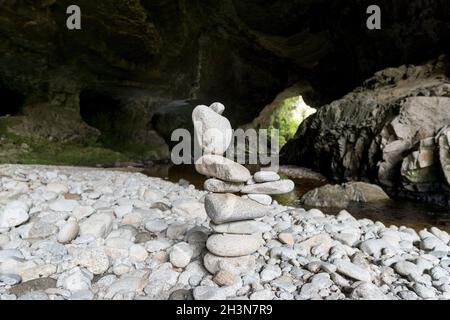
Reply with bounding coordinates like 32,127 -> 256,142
138,164 -> 450,233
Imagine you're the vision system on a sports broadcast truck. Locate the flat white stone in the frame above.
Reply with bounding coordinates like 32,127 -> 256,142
204,178 -> 243,193
49,199 -> 79,212
57,221 -> 79,243
195,155 -> 251,183
0,201 -> 29,228
247,194 -> 272,205
79,212 -> 113,238
241,180 -> 295,195
253,171 -> 280,183
206,233 -> 263,257
170,242 -> 193,268
205,193 -> 268,224
210,220 -> 271,234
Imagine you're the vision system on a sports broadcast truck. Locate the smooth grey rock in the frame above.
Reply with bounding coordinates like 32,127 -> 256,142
145,239 -> 172,253
193,286 -> 226,300
247,194 -> 272,205
27,220 -> 58,239
204,178 -> 243,193
206,233 -> 263,257
58,267 -> 93,292
79,212 -> 113,238
0,273 -> 22,285
334,259 -> 371,282
360,239 -> 392,258
195,155 -> 251,183
0,201 -> 29,228
169,289 -> 194,300
253,171 -> 280,183
144,219 -> 169,233
193,105 -> 232,155
57,221 -> 79,243
49,200 -> 79,212
350,282 -> 388,300
250,289 -> 275,300
241,180 -> 295,195
209,102 -> 225,115
170,242 -> 193,268
69,290 -> 94,300
204,193 -> 268,224
203,253 -> 256,275
413,283 -> 436,299
18,291 -> 49,300
210,220 -> 271,234
260,264 -> 282,282
394,261 -> 422,278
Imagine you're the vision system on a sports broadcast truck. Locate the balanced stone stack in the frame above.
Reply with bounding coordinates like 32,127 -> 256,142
192,102 -> 295,276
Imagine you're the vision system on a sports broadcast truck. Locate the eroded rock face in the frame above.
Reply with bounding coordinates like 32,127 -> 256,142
282,56 -> 450,207
1,1 -> 450,159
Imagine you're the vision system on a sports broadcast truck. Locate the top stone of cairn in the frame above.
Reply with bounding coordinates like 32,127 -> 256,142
192,104 -> 232,155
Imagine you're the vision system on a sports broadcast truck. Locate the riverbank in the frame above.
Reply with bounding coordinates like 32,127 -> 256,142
1,164 -> 450,300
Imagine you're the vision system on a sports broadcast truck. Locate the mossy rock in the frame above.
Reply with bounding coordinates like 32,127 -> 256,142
249,81 -> 317,148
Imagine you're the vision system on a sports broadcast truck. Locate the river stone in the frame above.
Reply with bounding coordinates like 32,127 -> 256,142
170,242 -> 193,268
253,171 -> 280,183
45,183 -> 69,194
334,259 -> 372,282
394,261 -> 422,278
195,155 -> 251,183
350,282 -> 388,300
204,178 -> 243,193
203,253 -> 256,275
241,179 -> 295,195
210,220 -> 271,234
169,289 -> 194,300
206,233 -> 263,257
247,194 -> 272,206
144,219 -> 169,233
9,277 -> 57,297
49,199 -> 79,212
209,102 -> 225,115
79,212 -> 113,238
360,239 -> 392,258
27,220 -> 58,239
0,273 -> 22,285
192,105 -> 232,155
57,221 -> 79,243
0,201 -> 30,228
204,193 -> 268,224
193,286 -> 226,300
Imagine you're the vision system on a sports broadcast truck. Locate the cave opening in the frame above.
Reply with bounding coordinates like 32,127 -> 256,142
0,86 -> 25,117
268,95 -> 316,148
79,90 -> 133,150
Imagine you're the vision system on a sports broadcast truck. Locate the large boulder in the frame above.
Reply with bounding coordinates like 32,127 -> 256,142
300,182 -> 390,208
282,56 -> 450,207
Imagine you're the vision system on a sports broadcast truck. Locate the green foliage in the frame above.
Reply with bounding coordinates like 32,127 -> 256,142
267,96 -> 315,148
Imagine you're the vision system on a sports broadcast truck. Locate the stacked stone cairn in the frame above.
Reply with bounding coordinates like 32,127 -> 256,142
192,102 -> 295,276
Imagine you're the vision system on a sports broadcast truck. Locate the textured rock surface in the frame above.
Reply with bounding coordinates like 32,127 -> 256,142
301,182 -> 390,207
1,1 -> 450,165
282,57 -> 450,207
195,155 -> 251,183
204,193 -> 268,224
